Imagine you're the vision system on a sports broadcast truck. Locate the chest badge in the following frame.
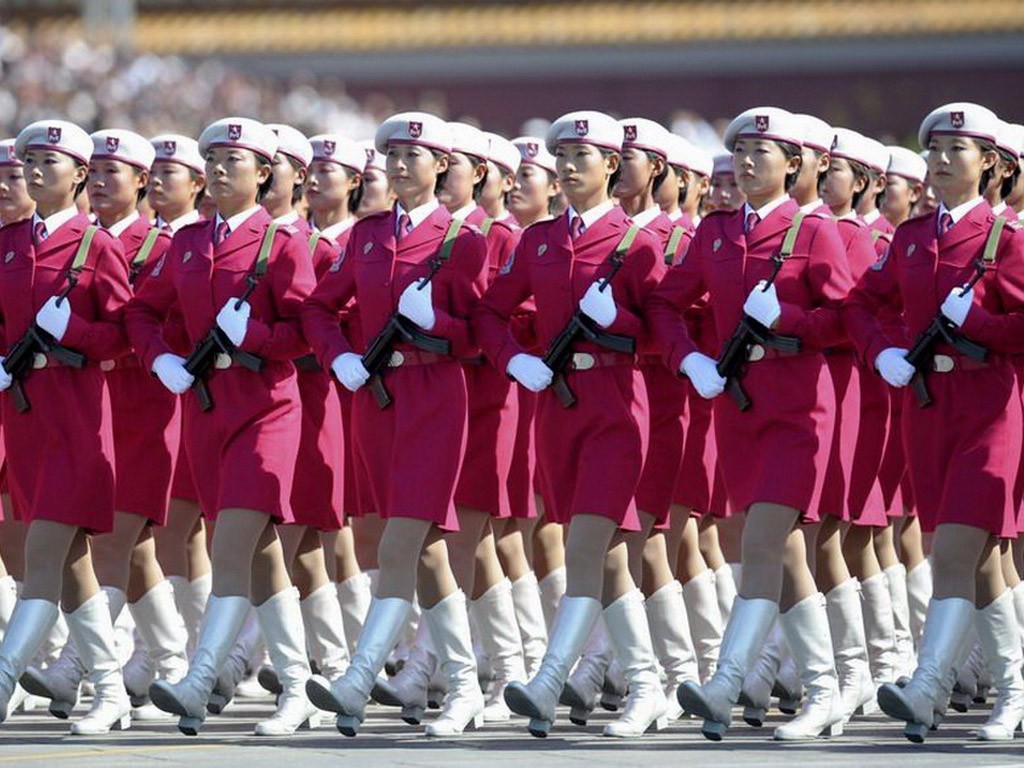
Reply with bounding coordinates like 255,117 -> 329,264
537,244 -> 547,257
906,244 -> 916,258
182,250 -> 192,264
3,251 -> 13,264
712,238 -> 722,253
363,242 -> 373,255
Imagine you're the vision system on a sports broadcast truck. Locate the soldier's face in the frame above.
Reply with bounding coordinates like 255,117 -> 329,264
307,160 -> 358,214
926,135 -> 996,204
479,161 -> 513,212
708,172 -> 744,211
438,151 -> 485,211
613,147 -> 662,200
357,168 -> 394,217
882,175 -> 920,223
22,149 -> 86,208
87,159 -> 144,221
509,163 -> 557,223
555,143 -> 616,204
262,153 -> 304,210
205,147 -> 269,208
0,164 -> 35,225
821,157 -> 862,212
732,138 -> 797,202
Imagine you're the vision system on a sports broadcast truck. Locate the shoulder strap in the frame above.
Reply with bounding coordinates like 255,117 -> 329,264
252,222 -> 279,278
870,229 -> 884,243
308,230 -> 323,255
983,216 -> 1007,264
437,218 -> 463,263
779,211 -> 805,259
70,225 -> 98,273
615,224 -> 641,257
132,227 -> 162,267
480,217 -> 494,237
664,226 -> 686,265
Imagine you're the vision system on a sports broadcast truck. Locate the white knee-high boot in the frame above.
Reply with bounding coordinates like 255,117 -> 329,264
469,580 -> 526,722
905,560 -> 932,649
645,580 -> 698,720
510,573 -> 548,678
883,564 -> 916,680
976,591 -> 1024,741
336,572 -> 372,654
0,600 -> 59,722
537,567 -> 566,632
681,569 -> 722,682
861,573 -> 899,685
424,591 -> 485,737
824,579 -> 874,721
66,592 -> 132,735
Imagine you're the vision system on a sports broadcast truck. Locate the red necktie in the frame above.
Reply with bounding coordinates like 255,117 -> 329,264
34,220 -> 48,245
214,220 -> 230,246
570,215 -> 585,241
396,213 -> 412,242
938,212 -> 954,236
745,211 -> 760,233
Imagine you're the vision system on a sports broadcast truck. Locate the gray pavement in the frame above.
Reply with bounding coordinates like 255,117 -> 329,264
1,697 -> 1023,768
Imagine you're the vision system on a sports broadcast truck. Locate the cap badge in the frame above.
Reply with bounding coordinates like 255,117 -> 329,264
47,126 -> 62,144
624,125 -> 637,142
364,147 -> 374,161
754,115 -> 770,132
950,111 -> 965,129
408,121 -> 423,139
227,124 -> 242,141
830,135 -> 840,151
574,120 -> 589,137
323,140 -> 336,156
162,140 -> 176,155
105,136 -> 120,153
713,238 -> 722,252
526,142 -> 539,157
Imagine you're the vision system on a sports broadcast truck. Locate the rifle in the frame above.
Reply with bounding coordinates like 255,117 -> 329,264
542,225 -> 640,408
361,217 -> 461,409
2,226 -> 95,413
183,223 -> 277,412
715,212 -> 805,412
904,216 -> 1005,407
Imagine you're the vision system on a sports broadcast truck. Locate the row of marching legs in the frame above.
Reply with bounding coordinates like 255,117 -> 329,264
3,521 -> 1020,744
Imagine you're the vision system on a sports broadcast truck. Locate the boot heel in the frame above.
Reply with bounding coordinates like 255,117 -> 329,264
527,717 -> 551,737
568,706 -> 588,726
467,713 -> 484,731
826,721 -> 843,737
178,715 -> 204,736
742,706 -> 766,727
701,719 -> 727,741
49,699 -> 75,720
114,714 -> 132,731
336,713 -> 362,737
300,711 -> 322,730
649,715 -> 668,733
904,722 -> 928,743
401,704 -> 424,725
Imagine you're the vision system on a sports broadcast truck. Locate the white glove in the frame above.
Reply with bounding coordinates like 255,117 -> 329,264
579,281 -> 617,328
152,353 -> 195,395
331,352 -> 371,393
216,298 -> 250,347
397,280 -> 436,331
743,280 -> 781,328
681,351 -> 726,400
940,285 -> 973,328
875,347 -> 915,388
0,357 -> 11,392
507,353 -> 553,393
36,296 -> 71,342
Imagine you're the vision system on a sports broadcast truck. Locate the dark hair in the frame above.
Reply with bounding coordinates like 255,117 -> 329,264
779,141 -> 803,193
190,170 -> 207,210
601,149 -> 622,196
467,154 -> 488,202
665,164 -> 688,202
430,149 -> 450,197
255,157 -> 274,204
73,161 -> 88,199
286,156 -> 306,207
845,158 -> 872,210
649,151 -> 670,195
996,147 -> 1020,201
134,167 -> 148,205
977,139 -> 998,196
350,175 -> 365,213
808,148 -> 829,196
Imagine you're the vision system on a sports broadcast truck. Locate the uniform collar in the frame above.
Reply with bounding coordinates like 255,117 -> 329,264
318,217 -> 355,241
33,205 -> 79,237
105,210 -> 140,238
215,205 -> 262,234
273,210 -> 300,226
743,194 -> 789,222
449,202 -> 477,222
799,199 -> 824,214
629,205 -> 662,228
568,199 -> 614,230
396,198 -> 440,230
165,209 -> 200,233
992,201 -> 1008,216
861,208 -> 881,225
938,196 -> 984,225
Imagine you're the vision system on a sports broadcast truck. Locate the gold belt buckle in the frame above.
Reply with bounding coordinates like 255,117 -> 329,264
389,350 -> 405,368
932,354 -> 955,373
99,360 -> 115,372
214,353 -> 232,370
31,353 -> 47,370
747,344 -> 766,362
571,352 -> 595,371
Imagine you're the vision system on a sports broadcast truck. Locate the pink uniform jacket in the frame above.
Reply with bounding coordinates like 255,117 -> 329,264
301,205 -> 488,531
0,214 -> 131,532
107,218 -> 178,524
126,208 -> 315,523
647,199 -> 852,517
455,206 -> 521,518
289,228 -> 347,531
844,202 -> 1024,537
473,206 -> 664,530
636,210 -> 692,525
